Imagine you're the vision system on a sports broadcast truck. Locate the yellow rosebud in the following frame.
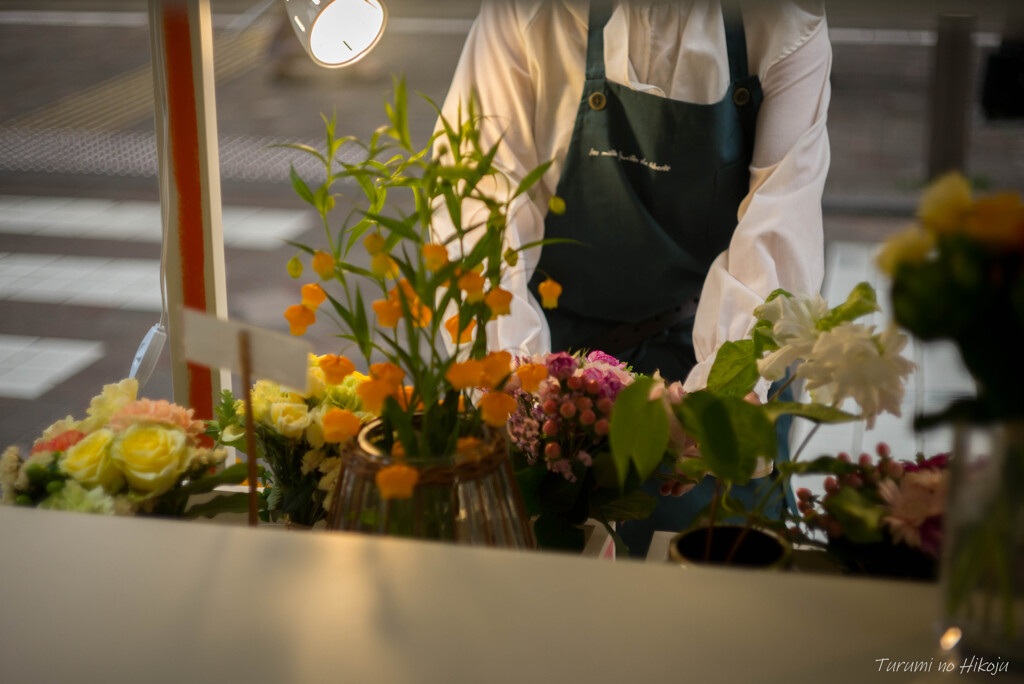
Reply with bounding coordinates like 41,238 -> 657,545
875,226 -> 936,276
515,363 -> 549,393
321,408 -> 362,443
312,250 -> 336,279
376,464 -> 419,500
485,287 -> 513,319
477,391 -> 517,427
372,298 -> 402,328
286,255 -> 303,279
918,172 -> 972,235
444,314 -> 476,345
301,282 -> 327,310
270,402 -> 311,439
284,305 -> 316,336
61,428 -> 124,492
370,252 -> 400,279
363,232 -> 386,255
457,272 -> 486,303
446,360 -> 485,391
537,278 -> 562,309
422,243 -> 449,271
966,193 -> 1024,247
110,423 -> 188,495
481,351 -> 512,389
318,354 -> 356,385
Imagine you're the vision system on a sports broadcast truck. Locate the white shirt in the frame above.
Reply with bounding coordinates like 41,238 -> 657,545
434,0 -> 831,401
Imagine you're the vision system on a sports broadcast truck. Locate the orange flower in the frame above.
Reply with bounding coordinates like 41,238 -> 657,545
318,354 -> 355,384
515,363 -> 549,393
422,243 -> 449,271
966,193 -> 1024,247
321,408 -> 362,443
537,278 -> 562,309
312,250 -> 335,279
301,283 -> 327,310
485,287 -> 513,319
390,441 -> 407,459
457,272 -> 486,303
370,362 -> 406,388
456,436 -> 484,462
371,252 -> 399,279
481,351 -> 512,389
375,464 -> 419,500
284,305 -> 316,336
357,378 -> 397,415
363,232 -> 386,255
477,391 -> 517,427
444,315 -> 476,345
446,360 -> 485,390
396,385 -> 422,411
389,280 -> 431,328
372,298 -> 402,328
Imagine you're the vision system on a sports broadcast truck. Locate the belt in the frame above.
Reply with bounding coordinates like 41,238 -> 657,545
585,296 -> 700,356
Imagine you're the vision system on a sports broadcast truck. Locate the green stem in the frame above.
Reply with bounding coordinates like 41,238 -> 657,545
767,374 -> 797,403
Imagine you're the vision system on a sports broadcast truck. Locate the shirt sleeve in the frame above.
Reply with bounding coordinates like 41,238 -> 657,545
683,17 -> 832,402
430,0 -> 553,359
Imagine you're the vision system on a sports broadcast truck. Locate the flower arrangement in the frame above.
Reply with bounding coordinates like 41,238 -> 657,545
877,172 -> 1024,421
789,443 -> 948,579
504,350 -> 658,551
276,80 -> 560,481
609,282 -> 915,561
1,379 -> 249,518
208,355 -> 372,526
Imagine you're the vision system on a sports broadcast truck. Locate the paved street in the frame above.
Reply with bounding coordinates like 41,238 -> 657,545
0,0 -> 1021,459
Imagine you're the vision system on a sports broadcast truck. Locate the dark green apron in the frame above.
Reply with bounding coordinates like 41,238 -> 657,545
529,2 -> 779,557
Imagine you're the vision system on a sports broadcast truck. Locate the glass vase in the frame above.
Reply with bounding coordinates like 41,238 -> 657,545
940,421 -> 1024,660
326,421 -> 534,548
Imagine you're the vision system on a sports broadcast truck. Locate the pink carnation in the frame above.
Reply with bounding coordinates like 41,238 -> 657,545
109,399 -> 205,443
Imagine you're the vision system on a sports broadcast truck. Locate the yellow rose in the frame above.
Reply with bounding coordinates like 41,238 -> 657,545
917,172 -> 972,235
270,402 -> 311,439
307,357 -> 328,400
875,225 -> 935,276
250,380 -> 284,425
305,404 -> 327,448
111,423 -> 188,495
61,428 -> 124,492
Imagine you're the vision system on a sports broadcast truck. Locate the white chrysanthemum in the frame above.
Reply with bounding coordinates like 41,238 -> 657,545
754,294 -> 830,380
796,323 -> 915,428
1,446 -> 23,503
14,450 -> 56,491
38,481 -> 117,515
301,449 -> 325,476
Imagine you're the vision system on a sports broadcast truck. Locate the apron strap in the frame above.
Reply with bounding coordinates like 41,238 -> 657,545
585,0 -> 613,82
723,3 -> 750,82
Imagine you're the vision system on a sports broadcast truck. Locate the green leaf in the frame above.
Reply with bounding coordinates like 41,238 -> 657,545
533,514 -> 586,552
364,212 -> 421,244
596,490 -> 658,521
289,165 -> 315,206
751,319 -> 779,357
609,377 -> 671,487
822,487 -> 885,544
512,160 -> 554,198
183,493 -> 254,519
675,391 -> 774,486
674,457 -> 711,482
817,282 -> 879,331
269,142 -> 326,166
761,402 -> 859,424
382,396 -> 417,458
706,340 -> 759,397
514,463 -> 548,517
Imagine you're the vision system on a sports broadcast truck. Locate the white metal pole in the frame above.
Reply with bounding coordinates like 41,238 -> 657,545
148,0 -> 230,418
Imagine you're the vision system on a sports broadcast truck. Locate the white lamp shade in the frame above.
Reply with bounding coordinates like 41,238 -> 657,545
284,0 -> 387,68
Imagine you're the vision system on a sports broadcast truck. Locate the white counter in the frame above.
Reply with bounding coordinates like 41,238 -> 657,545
0,507 -> 941,683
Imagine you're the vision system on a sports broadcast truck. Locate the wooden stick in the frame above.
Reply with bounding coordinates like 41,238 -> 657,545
238,330 -> 258,527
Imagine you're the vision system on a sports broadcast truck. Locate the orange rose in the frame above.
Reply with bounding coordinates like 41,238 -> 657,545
301,283 -> 327,310
515,363 -> 549,393
446,360 -> 485,390
477,391 -> 517,427
966,193 -> 1024,247
318,354 -> 355,384
284,305 -> 316,336
322,408 -> 362,443
481,351 -> 512,389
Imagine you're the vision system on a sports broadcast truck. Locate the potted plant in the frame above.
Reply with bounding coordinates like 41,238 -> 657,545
610,282 -> 916,567
273,80 -> 563,546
